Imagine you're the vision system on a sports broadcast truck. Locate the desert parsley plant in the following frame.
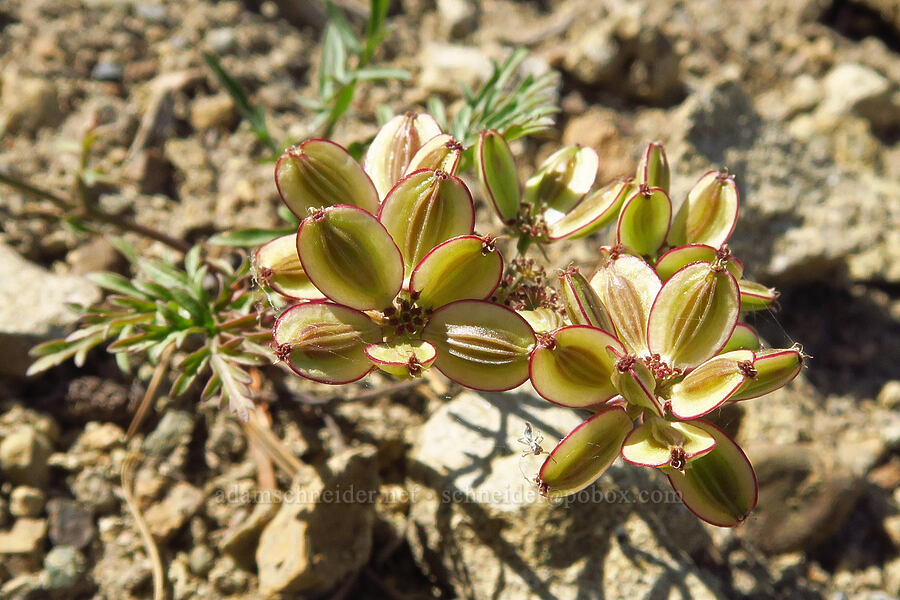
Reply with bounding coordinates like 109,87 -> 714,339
264,122 -> 804,527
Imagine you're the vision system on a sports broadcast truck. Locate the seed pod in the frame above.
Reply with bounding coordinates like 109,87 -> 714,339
365,339 -> 436,378
403,133 -> 462,176
670,171 -> 739,247
254,234 -> 324,300
635,142 -> 670,193
273,301 -> 381,384
730,347 -> 803,401
297,205 -> 403,311
536,406 -> 632,498
529,326 -> 624,408
476,129 -> 520,223
721,323 -> 760,353
739,280 -> 778,312
665,420 -> 758,527
559,267 -> 615,333
621,419 -> 716,468
547,178 -> 634,241
667,350 -> 756,419
379,170 -> 475,272
647,262 -> 740,370
655,244 -> 743,281
409,235 -> 503,309
523,146 -> 598,214
517,308 -> 567,334
590,252 -> 661,356
276,139 -> 379,217
422,299 -> 535,391
365,112 -> 443,199
611,356 -> 662,417
616,187 -> 672,257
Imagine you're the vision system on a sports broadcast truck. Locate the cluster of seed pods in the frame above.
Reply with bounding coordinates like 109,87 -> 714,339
256,113 -> 804,526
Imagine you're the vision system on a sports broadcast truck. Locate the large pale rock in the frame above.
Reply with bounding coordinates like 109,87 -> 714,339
665,77 -> 900,284
407,389 -> 723,600
256,445 -> 379,597
0,72 -> 61,136
0,244 -> 100,377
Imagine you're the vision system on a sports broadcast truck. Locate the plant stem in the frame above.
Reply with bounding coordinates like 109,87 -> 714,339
0,170 -> 191,253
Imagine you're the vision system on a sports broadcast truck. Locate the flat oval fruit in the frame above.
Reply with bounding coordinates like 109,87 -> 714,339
529,326 -> 624,408
616,187 -> 672,257
365,339 -> 436,378
547,178 -> 634,240
273,301 -> 381,384
409,236 -> 503,309
647,262 -> 740,370
670,171 -> 739,247
590,252 -> 661,356
666,420 -> 758,527
297,205 -> 403,311
255,234 -> 324,300
537,406 -> 633,498
523,146 -> 598,214
365,112 -> 443,199
403,133 -> 462,176
667,350 -> 756,419
476,129 -> 520,223
655,244 -> 743,281
379,170 -> 475,272
276,139 -> 379,217
422,300 -> 535,391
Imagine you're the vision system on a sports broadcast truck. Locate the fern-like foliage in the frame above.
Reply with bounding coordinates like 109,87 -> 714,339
28,246 -> 270,420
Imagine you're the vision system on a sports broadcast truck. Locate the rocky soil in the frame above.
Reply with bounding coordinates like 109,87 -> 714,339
1,0 -> 899,598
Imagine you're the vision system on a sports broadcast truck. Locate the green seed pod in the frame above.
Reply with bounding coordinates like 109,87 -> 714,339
365,339 -> 436,378
739,280 -> 778,311
635,141 -> 670,193
297,205 -> 403,311
523,146 -> 598,214
536,406 -> 633,498
254,234 -> 324,300
670,171 -> 739,247
621,418 -> 715,468
409,235 -> 503,309
379,170 -> 475,272
276,139 -> 379,217
730,347 -> 803,401
364,112 -> 443,199
721,323 -> 760,353
273,301 -> 382,384
403,133 -> 462,176
422,299 -> 535,391
665,420 -> 758,527
655,244 -> 743,281
647,262 -> 740,370
559,267 -> 615,333
616,186 -> 672,257
590,251 -> 661,356
476,129 -> 520,223
547,178 -> 634,241
611,356 -> 662,417
529,326 -> 624,408
667,350 -> 756,419
517,308 -> 567,334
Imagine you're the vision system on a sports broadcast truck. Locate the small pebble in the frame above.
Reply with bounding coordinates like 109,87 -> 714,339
9,487 -> 45,518
91,61 -> 123,82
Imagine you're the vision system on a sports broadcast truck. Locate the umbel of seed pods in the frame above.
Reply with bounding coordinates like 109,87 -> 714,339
255,112 -> 804,527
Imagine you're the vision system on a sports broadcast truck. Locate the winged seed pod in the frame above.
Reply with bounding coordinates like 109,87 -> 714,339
379,169 -> 475,272
476,129 -> 521,224
547,178 -> 634,241
616,186 -> 672,257
365,112 -> 443,199
254,234 -> 324,300
523,146 -> 598,214
665,421 -> 758,527
621,417 -> 715,468
537,406 -> 632,498
276,140 -> 379,217
559,267 -> 615,333
670,170 -> 739,247
635,142 -> 670,193
403,133 -> 463,176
